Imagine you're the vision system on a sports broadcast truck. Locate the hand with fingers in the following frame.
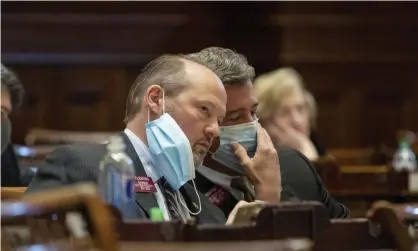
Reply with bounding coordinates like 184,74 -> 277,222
231,123 -> 282,203
264,121 -> 319,161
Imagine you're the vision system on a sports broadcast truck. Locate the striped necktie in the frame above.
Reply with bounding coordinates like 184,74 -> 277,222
157,178 -> 181,220
230,176 -> 256,202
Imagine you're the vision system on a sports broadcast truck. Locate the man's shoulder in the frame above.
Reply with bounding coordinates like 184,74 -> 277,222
25,143 -> 109,194
49,143 -> 107,157
46,143 -> 108,167
276,146 -> 314,173
276,146 -> 303,159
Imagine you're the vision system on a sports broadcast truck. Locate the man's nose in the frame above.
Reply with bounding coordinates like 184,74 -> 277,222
243,113 -> 256,123
205,121 -> 220,139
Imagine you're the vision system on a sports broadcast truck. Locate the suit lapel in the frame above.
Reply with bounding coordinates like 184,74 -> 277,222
181,183 -> 227,224
120,132 -> 159,217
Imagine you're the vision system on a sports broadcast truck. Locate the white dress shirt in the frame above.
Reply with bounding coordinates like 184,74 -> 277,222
124,128 -> 171,221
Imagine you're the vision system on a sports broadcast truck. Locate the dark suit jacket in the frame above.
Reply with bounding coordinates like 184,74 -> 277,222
194,147 -> 349,219
26,132 -> 226,224
1,144 -> 21,186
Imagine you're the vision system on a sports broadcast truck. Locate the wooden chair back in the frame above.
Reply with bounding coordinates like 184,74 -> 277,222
327,146 -> 392,166
1,187 -> 27,200
1,183 -> 118,251
367,201 -> 418,251
313,157 -> 408,192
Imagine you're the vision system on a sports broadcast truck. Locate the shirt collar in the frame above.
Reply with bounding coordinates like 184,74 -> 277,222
124,128 -> 162,182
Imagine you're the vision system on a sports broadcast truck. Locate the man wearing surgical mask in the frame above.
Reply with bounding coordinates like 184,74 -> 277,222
27,55 -> 228,223
183,48 -> 350,219
1,64 -> 25,187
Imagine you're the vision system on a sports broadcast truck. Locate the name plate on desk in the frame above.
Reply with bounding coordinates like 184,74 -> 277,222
408,172 -> 418,192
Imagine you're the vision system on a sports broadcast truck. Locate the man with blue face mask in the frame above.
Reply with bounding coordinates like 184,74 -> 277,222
183,47 -> 350,219
27,55 -> 228,224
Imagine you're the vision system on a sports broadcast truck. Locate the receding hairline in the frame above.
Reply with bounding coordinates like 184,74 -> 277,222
180,57 -> 221,85
181,58 -> 217,74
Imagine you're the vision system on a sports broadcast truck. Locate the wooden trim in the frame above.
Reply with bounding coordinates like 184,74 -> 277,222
1,13 -> 189,26
1,53 -> 159,65
269,14 -> 418,27
278,53 -> 418,64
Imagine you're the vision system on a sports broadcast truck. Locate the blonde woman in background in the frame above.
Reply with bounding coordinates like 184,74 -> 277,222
254,67 -> 325,161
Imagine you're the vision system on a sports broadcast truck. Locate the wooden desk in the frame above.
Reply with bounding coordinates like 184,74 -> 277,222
1,187 -> 27,193
15,240 -> 312,251
120,240 -> 311,251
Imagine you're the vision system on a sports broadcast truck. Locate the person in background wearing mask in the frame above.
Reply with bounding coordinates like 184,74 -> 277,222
183,47 -> 349,219
27,55 -> 228,223
1,64 -> 25,187
254,68 -> 325,161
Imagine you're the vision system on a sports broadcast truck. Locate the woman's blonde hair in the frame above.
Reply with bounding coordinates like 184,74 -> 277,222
254,67 -> 318,128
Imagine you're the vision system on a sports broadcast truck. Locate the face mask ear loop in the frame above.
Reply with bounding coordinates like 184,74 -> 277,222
178,180 -> 202,216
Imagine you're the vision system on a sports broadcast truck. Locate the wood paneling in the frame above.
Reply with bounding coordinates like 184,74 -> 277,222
1,2 -> 224,65
2,1 -> 418,148
1,2 -> 226,143
273,2 -> 418,148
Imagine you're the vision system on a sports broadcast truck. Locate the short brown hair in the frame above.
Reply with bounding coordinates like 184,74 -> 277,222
124,55 -> 187,123
182,47 -> 255,85
1,64 -> 25,109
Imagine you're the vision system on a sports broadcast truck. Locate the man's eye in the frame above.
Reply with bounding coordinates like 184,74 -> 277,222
200,106 -> 209,114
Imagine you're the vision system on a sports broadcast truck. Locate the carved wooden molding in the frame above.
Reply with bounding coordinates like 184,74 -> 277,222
279,53 -> 418,64
1,53 -> 159,65
1,13 -> 189,26
269,14 -> 418,27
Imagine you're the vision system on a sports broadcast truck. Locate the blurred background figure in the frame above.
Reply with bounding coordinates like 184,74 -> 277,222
254,67 -> 325,161
1,64 -> 25,186
1,64 -> 34,186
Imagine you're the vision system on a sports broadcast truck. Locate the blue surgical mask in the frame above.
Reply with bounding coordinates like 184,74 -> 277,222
146,113 -> 195,190
145,91 -> 202,216
211,120 -> 258,173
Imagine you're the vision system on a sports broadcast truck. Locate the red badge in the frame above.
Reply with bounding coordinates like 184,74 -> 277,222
134,176 -> 157,193
206,186 -> 227,206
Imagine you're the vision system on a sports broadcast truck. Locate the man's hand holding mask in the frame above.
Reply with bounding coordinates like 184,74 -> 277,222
231,124 -> 281,203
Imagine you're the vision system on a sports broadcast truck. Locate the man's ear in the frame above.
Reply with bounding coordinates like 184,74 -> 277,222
145,85 -> 164,116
